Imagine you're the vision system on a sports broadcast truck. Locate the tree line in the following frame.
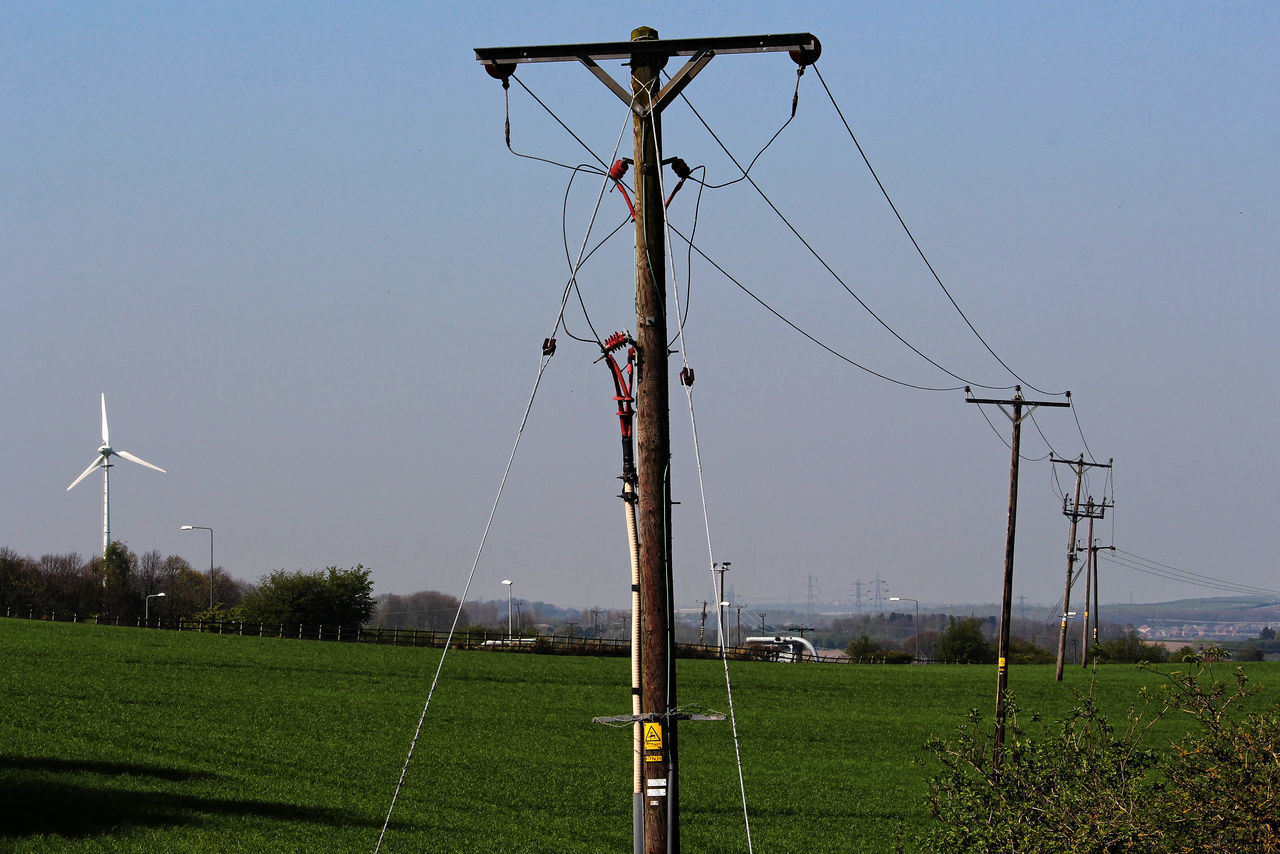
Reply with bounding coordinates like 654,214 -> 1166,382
0,543 -> 374,628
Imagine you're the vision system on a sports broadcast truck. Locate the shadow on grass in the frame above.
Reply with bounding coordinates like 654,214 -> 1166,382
0,755 -> 389,841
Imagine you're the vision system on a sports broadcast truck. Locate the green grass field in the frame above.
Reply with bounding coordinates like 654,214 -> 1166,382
2,618 -> 1276,853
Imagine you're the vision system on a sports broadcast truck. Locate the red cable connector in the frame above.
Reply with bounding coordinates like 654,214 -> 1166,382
609,160 -> 636,220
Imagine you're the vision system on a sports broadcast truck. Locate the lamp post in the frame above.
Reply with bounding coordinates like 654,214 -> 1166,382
145,591 -> 165,622
180,524 -> 214,609
712,561 -> 731,649
890,597 -> 920,663
501,579 -> 513,640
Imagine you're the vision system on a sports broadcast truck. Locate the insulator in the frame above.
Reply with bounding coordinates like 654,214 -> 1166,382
789,37 -> 821,67
670,157 -> 691,179
609,159 -> 629,181
542,337 -> 557,356
680,366 -> 695,387
484,62 -> 516,81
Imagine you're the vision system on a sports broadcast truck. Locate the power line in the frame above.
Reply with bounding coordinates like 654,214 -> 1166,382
668,225 -> 965,392
972,400 -> 1052,461
680,66 -> 805,190
812,65 -> 1065,398
1102,549 -> 1280,598
677,89 -> 1013,392
509,73 -> 611,172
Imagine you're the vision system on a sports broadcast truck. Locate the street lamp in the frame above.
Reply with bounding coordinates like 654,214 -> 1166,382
146,591 -> 166,622
712,561 -> 731,648
890,597 -> 920,663
501,579 -> 513,640
180,524 -> 214,609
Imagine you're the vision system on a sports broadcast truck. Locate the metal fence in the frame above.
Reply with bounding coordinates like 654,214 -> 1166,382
3,609 -> 874,662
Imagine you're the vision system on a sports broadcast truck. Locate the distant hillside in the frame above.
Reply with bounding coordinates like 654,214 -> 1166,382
1099,596 -> 1280,625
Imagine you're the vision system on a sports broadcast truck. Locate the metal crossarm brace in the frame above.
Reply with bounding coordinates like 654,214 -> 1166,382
474,33 -> 819,65
476,33 -> 819,115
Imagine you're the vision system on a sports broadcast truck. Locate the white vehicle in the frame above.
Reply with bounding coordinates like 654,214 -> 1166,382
743,635 -> 817,662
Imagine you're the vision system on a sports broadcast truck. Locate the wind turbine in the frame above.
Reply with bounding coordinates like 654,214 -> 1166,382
67,393 -> 166,558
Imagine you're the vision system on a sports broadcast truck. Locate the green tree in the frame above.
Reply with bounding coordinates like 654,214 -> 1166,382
100,541 -> 138,618
1007,638 -> 1054,664
1095,627 -> 1169,664
241,565 -> 375,628
934,617 -> 995,664
845,634 -> 883,660
1232,641 -> 1264,662
0,547 -> 41,613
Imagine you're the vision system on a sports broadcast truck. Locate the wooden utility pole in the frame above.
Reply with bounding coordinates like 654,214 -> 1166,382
627,43 -> 677,851
966,387 -> 1069,773
1081,529 -> 1115,664
1051,455 -> 1112,681
476,31 -> 820,854
1079,512 -> 1094,667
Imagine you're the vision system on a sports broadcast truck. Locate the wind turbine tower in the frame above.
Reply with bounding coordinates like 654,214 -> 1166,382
66,393 -> 166,558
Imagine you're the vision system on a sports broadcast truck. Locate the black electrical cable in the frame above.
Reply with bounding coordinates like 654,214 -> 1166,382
677,90 -> 1012,392
813,65 -> 1066,399
510,74 -> 611,173
668,225 -> 966,393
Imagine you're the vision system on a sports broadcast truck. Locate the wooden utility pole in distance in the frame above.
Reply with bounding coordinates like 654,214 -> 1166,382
1082,535 -> 1115,660
967,387 -> 1070,773
1079,512 -> 1095,667
1051,455 -> 1112,681
476,30 -> 820,854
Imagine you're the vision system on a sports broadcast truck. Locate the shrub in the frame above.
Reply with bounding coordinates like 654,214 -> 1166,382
240,566 -> 375,628
1007,638 -> 1054,664
846,634 -> 883,660
1094,627 -> 1169,664
935,617 -> 996,664
925,651 -> 1280,853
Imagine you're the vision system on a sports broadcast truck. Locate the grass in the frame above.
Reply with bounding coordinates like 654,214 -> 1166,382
2,618 -> 1277,852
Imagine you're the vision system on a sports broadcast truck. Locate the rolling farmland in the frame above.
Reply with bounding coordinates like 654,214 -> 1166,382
2,618 -> 1275,853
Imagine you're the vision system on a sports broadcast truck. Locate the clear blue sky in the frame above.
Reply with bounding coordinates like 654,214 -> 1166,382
4,2 -> 1277,613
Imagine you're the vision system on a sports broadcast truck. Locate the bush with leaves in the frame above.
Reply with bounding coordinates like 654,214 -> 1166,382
934,617 -> 996,664
240,565 -> 375,628
1094,626 -> 1170,664
923,650 -> 1280,853
846,634 -> 884,660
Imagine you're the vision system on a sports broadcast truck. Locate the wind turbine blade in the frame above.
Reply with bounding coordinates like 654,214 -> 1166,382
68,456 -> 102,490
116,450 -> 166,474
100,393 -> 110,446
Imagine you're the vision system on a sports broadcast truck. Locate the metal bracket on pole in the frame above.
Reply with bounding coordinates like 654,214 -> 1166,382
477,33 -> 820,116
653,50 -> 714,113
592,711 -> 727,725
